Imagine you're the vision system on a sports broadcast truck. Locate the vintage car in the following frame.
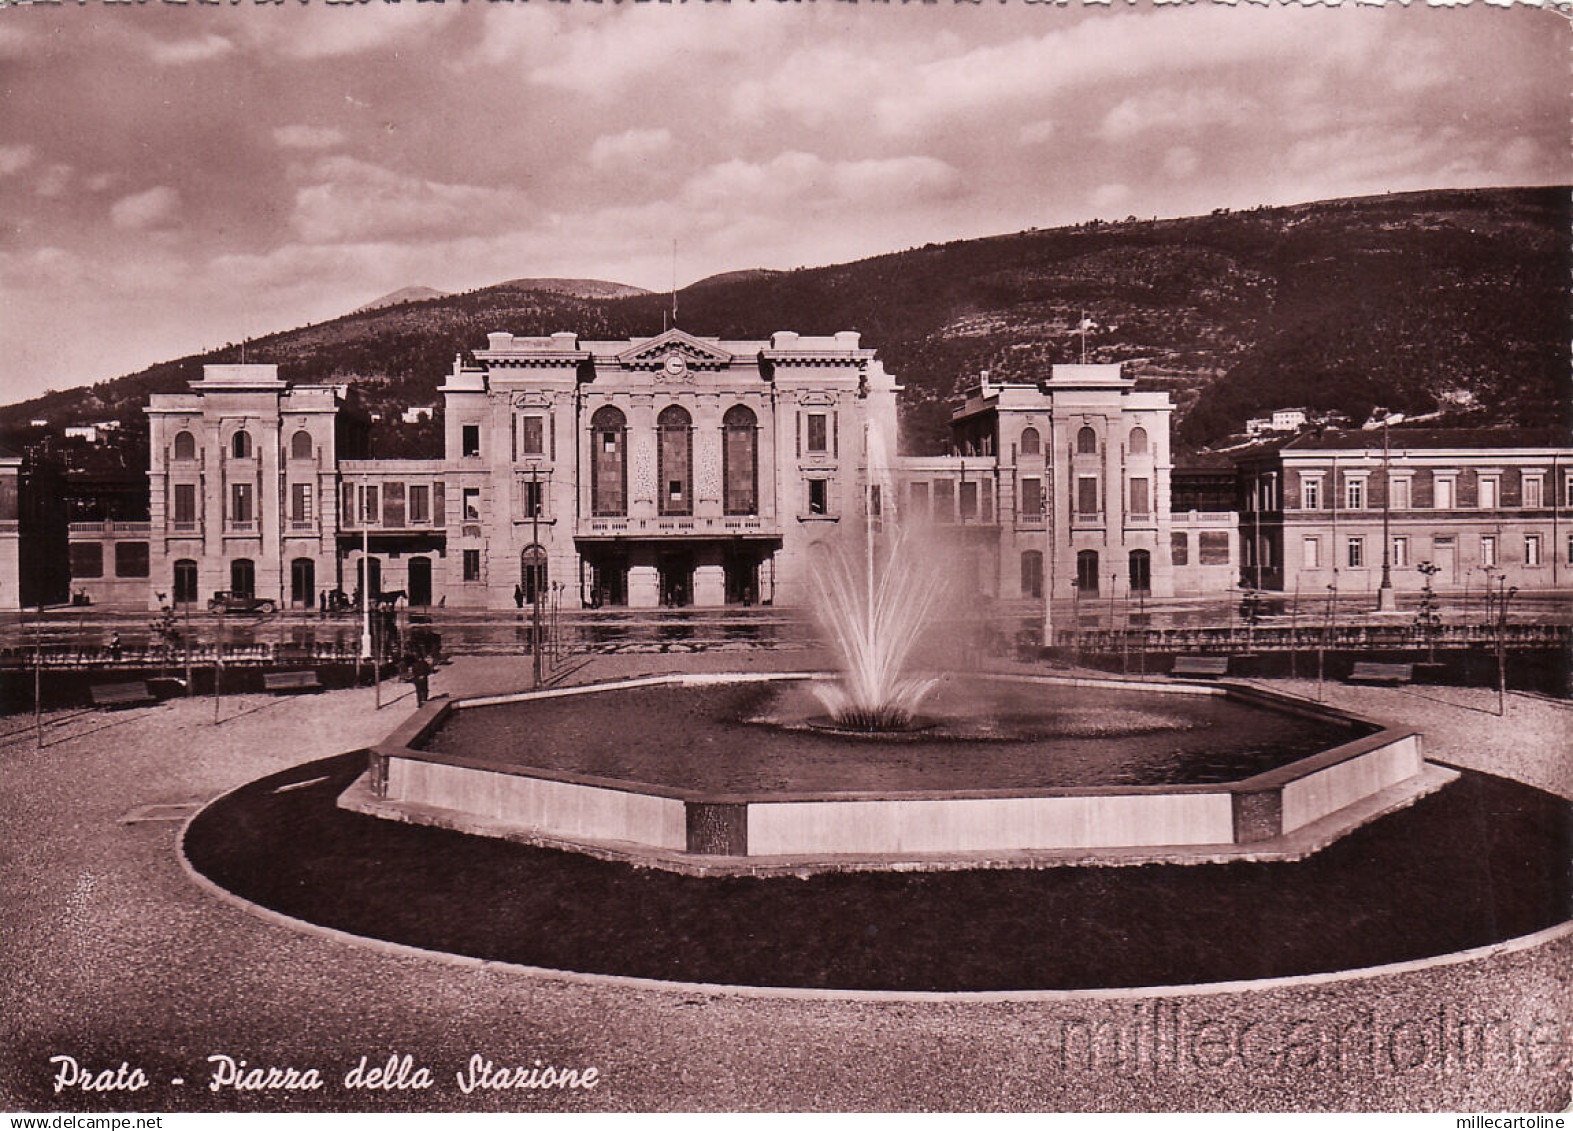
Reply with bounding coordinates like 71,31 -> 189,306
207,590 -> 277,615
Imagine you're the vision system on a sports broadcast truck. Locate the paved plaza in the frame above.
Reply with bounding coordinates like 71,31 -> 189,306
1,650 -> 1568,1112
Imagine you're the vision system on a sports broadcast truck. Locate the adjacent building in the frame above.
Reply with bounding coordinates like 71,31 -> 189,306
1236,428 -> 1572,598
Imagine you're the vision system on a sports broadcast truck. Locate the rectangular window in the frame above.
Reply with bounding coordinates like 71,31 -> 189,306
1303,537 -> 1321,570
360,485 -> 378,524
1391,536 -> 1409,568
173,483 -> 197,526
114,542 -> 150,578
806,414 -> 828,454
523,479 -> 544,518
958,481 -> 978,521
808,479 -> 828,515
70,542 -> 103,578
908,481 -> 929,518
1390,477 -> 1411,510
462,548 -> 481,582
290,483 -> 312,524
432,483 -> 445,526
383,481 -> 405,528
1345,478 -> 1365,510
343,483 -> 355,525
1171,531 -> 1189,566
1077,476 -> 1099,516
1523,475 -> 1544,509
868,484 -> 882,518
1198,532 -> 1230,565
932,480 -> 954,523
231,482 -> 253,524
519,417 -> 544,457
1020,478 -> 1042,516
1129,477 -> 1149,517
1478,475 -> 1500,509
1525,534 -> 1542,567
409,485 -> 430,524
462,488 -> 480,522
1480,535 -> 1496,567
1301,476 -> 1322,510
462,425 -> 480,458
1347,537 -> 1365,568
1434,476 -> 1456,509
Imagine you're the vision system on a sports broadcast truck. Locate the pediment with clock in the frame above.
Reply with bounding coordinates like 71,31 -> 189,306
615,329 -> 735,373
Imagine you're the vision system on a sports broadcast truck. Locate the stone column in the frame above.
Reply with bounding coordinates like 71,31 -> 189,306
627,565 -> 660,609
693,564 -> 725,608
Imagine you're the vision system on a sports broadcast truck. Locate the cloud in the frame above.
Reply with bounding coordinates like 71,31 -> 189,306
0,145 -> 35,177
1099,89 -> 1259,144
1162,147 -> 1201,181
1090,183 -> 1133,213
110,186 -> 181,231
1018,120 -> 1056,146
588,128 -> 674,172
273,125 -> 346,151
35,164 -> 73,200
681,152 -> 961,212
290,157 -> 531,244
144,34 -> 235,66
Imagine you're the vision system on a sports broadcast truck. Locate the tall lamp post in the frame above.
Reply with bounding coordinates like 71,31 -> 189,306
531,466 -> 544,688
1376,411 -> 1397,612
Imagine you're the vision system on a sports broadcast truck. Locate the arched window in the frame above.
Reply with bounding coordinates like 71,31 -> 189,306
723,405 -> 758,515
1129,426 -> 1148,455
590,406 -> 627,517
1076,549 -> 1100,594
173,431 -> 196,460
1076,426 -> 1097,455
1019,427 -> 1041,456
232,430 -> 252,459
520,545 -> 548,605
1129,548 -> 1152,593
230,558 -> 255,599
291,430 -> 313,460
1020,550 -> 1043,599
658,405 -> 693,516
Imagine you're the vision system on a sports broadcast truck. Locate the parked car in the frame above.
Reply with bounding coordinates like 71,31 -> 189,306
207,590 -> 277,615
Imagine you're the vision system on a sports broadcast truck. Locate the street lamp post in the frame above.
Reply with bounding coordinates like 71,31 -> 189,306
532,466 -> 544,688
1376,413 -> 1397,612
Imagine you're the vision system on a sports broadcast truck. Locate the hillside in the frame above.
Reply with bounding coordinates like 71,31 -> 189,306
3,186 -> 1566,457
354,286 -> 450,313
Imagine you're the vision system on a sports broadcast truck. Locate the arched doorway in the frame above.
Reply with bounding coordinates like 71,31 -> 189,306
230,558 -> 255,599
1020,550 -> 1043,599
1128,549 -> 1152,594
520,546 -> 547,605
408,557 -> 432,607
173,559 -> 198,605
1076,550 -> 1100,594
290,558 -> 316,607
356,556 -> 381,601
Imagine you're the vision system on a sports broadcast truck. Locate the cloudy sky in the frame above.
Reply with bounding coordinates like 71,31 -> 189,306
0,1 -> 1565,406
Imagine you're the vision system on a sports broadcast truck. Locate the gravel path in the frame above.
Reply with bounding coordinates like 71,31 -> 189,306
2,656 -> 1567,1112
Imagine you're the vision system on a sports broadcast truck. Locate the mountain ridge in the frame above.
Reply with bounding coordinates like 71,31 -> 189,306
4,185 -> 1565,459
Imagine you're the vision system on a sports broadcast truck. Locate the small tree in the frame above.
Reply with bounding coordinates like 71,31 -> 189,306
1414,561 -> 1442,664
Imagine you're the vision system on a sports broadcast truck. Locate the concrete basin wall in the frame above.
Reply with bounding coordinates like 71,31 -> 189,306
386,757 -> 687,852
1280,732 -> 1424,834
746,792 -> 1236,856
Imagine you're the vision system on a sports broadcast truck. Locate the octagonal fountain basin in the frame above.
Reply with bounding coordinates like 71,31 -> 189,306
341,673 -> 1449,875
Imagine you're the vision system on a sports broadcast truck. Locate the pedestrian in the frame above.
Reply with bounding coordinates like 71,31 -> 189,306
109,632 -> 123,663
409,649 -> 431,706
514,583 -> 525,609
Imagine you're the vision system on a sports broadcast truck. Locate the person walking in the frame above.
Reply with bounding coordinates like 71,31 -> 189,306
409,649 -> 431,706
514,583 -> 525,609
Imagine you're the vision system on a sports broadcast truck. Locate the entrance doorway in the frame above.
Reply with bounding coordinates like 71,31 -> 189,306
173,559 -> 198,605
408,557 -> 432,607
587,557 -> 627,607
520,546 -> 547,605
356,556 -> 381,601
231,558 -> 255,599
290,558 -> 316,608
1431,536 -> 1456,585
659,555 -> 692,608
724,552 -> 760,605
1076,550 -> 1100,594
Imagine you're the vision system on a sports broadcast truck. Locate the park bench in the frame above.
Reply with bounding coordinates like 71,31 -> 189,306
91,681 -> 156,709
1346,661 -> 1414,685
1171,655 -> 1230,678
262,670 -> 324,694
